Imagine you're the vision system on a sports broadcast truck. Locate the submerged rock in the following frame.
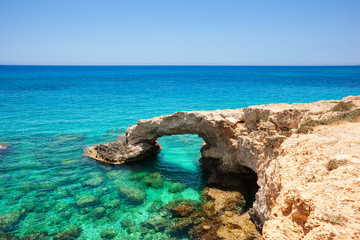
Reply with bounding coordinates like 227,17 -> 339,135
76,194 -> 99,207
20,231 -> 49,240
0,230 -> 19,240
168,217 -> 195,236
52,226 -> 82,240
82,176 -> 105,187
143,172 -> 164,189
55,202 -> 73,212
169,182 -> 186,193
141,215 -> 169,231
100,227 -> 117,239
120,218 -> 140,234
103,199 -> 121,209
117,186 -> 146,204
0,209 -> 26,231
172,203 -> 195,217
93,207 -> 106,219
129,172 -> 148,181
159,199 -> 200,219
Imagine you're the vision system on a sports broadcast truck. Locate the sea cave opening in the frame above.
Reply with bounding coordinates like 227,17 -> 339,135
132,134 -> 259,213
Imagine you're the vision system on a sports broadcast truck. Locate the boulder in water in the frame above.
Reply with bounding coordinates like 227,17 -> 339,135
117,186 -> 146,204
52,226 -> 82,240
0,209 -> 26,231
143,172 -> 164,189
82,177 -> 105,187
141,215 -> 169,232
93,207 -> 106,219
169,182 -> 186,193
76,194 -> 99,207
100,227 -> 117,239
172,203 -> 195,217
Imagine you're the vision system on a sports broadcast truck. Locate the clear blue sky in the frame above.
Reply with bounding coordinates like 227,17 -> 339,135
0,0 -> 359,65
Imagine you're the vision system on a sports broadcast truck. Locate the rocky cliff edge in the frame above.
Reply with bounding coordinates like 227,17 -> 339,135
85,95 -> 360,239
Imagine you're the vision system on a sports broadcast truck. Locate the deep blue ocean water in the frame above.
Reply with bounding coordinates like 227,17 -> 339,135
0,66 -> 359,239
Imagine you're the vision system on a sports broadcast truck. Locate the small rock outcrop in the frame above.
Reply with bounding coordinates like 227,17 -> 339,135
84,137 -> 161,164
0,143 -> 10,157
85,95 -> 360,239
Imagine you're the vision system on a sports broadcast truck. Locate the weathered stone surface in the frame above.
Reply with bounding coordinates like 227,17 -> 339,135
201,187 -> 246,217
0,209 -> 26,231
217,212 -> 262,239
84,140 -> 161,165
172,203 -> 195,217
85,95 -> 360,239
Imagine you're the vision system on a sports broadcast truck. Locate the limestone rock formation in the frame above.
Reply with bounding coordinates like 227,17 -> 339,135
85,95 -> 360,239
190,187 -> 260,240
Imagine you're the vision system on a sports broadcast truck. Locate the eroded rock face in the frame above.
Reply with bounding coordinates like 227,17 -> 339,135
84,140 -> 161,165
85,95 -> 360,239
190,187 -> 261,240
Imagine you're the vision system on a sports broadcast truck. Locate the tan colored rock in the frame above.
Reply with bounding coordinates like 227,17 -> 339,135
261,122 -> 360,239
201,187 -> 246,215
217,212 -> 262,240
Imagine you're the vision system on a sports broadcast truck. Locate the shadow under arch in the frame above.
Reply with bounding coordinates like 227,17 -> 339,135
126,134 -> 210,192
130,133 -> 259,211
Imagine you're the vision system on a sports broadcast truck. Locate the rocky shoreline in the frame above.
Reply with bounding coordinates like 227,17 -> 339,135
85,95 -> 360,239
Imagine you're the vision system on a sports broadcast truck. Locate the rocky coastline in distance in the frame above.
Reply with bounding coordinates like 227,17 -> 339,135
85,95 -> 360,239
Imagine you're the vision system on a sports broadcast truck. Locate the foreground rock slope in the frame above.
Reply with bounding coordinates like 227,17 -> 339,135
85,96 -> 360,239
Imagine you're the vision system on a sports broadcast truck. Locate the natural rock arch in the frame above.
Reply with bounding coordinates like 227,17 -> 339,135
85,109 -> 262,173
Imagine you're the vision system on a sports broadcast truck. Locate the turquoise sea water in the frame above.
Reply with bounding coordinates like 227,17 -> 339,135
0,66 -> 360,239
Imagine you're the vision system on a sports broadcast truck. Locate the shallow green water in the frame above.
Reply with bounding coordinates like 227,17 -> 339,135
0,133 -> 206,239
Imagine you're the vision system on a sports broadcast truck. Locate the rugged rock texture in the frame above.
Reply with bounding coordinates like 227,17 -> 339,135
84,137 -> 161,164
85,95 -> 360,239
189,187 -> 260,240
